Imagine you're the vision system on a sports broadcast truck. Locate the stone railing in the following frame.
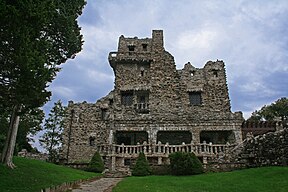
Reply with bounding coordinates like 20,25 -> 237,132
134,103 -> 149,113
96,142 -> 233,158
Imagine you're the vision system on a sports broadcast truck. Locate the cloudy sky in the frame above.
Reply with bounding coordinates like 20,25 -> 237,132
44,0 -> 288,119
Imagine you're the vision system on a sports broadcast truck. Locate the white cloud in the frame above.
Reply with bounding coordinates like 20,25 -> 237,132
51,86 -> 76,99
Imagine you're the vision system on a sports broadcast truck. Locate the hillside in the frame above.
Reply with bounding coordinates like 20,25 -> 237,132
0,157 -> 100,192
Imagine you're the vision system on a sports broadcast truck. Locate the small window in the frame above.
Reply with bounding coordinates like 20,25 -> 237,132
189,92 -> 202,106
121,91 -> 133,106
128,45 -> 135,51
140,67 -> 145,77
142,44 -> 148,51
89,137 -> 95,146
109,99 -> 113,105
212,70 -> 218,77
101,109 -> 107,120
190,71 -> 195,77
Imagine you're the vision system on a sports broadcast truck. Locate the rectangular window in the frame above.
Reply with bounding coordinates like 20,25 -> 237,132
189,92 -> 202,105
101,109 -> 107,120
128,45 -> 135,51
142,44 -> 148,51
121,91 -> 133,106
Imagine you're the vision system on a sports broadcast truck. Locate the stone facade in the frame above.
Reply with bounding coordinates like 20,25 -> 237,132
60,30 -> 243,170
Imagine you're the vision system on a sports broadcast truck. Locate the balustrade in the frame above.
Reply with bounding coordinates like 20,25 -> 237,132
95,142 -> 232,158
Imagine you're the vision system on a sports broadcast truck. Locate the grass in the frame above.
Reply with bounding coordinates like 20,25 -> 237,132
0,156 -> 101,192
113,166 -> 288,192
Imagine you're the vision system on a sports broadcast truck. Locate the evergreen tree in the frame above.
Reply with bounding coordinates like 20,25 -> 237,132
87,152 -> 105,173
132,152 -> 151,176
0,0 -> 86,168
40,100 -> 65,163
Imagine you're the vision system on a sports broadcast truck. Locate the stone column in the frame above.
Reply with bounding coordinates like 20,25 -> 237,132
111,156 -> 116,171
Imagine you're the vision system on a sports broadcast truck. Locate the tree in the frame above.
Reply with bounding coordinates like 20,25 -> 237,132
169,152 -> 204,175
132,152 -> 151,176
0,0 -> 86,168
87,152 -> 105,173
248,97 -> 288,127
40,100 -> 65,163
0,108 -> 44,153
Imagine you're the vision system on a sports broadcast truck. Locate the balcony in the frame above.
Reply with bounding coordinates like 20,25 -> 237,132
108,52 -> 152,68
134,103 -> 149,114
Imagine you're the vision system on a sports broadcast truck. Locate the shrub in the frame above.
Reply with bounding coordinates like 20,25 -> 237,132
169,152 -> 204,175
151,165 -> 171,175
87,152 -> 105,173
132,152 -> 151,176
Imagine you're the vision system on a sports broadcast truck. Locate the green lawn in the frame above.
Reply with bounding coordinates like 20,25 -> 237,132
0,157 -> 100,192
113,166 -> 288,192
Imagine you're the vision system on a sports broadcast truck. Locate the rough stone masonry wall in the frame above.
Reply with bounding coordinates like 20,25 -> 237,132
240,128 -> 288,167
61,93 -> 113,163
60,30 -> 244,164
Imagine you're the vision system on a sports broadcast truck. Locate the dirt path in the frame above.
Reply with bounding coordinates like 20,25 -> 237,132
71,178 -> 123,192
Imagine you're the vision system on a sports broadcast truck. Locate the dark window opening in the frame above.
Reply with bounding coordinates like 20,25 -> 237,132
142,44 -> 148,51
212,70 -> 218,77
101,109 -> 107,120
128,45 -> 135,51
157,131 -> 192,145
124,159 -> 131,166
121,91 -> 133,106
115,131 -> 148,145
135,91 -> 149,113
140,67 -> 145,77
89,137 -> 95,146
190,71 -> 195,77
109,99 -> 113,105
200,131 -> 235,144
189,92 -> 202,105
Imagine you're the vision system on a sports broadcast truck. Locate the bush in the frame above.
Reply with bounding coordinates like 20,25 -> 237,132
151,165 -> 171,175
87,152 -> 105,173
132,152 -> 151,176
169,152 -> 204,175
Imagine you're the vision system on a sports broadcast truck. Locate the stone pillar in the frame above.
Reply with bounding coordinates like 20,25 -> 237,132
158,157 -> 162,165
111,156 -> 116,171
108,130 -> 114,144
192,129 -> 201,144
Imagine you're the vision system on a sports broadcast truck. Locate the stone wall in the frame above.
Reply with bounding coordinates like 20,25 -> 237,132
239,128 -> 288,167
60,30 -> 244,167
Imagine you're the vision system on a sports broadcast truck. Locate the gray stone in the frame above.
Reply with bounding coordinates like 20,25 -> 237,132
60,30 -> 243,171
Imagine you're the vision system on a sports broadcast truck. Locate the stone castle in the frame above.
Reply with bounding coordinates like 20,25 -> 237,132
61,30 -> 244,171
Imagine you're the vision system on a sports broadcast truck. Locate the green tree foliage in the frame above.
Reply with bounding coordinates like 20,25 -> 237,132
169,152 -> 204,175
132,152 -> 151,176
40,100 -> 65,163
248,97 -> 288,127
87,152 -> 105,173
0,0 -> 86,168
